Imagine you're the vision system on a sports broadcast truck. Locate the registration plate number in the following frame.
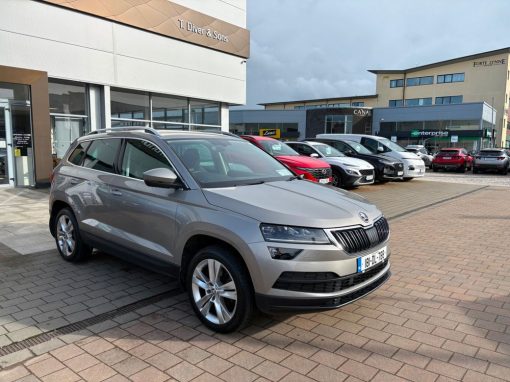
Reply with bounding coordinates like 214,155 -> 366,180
319,178 -> 329,184
443,156 -> 451,160
366,175 -> 374,180
357,247 -> 387,273
397,171 -> 404,176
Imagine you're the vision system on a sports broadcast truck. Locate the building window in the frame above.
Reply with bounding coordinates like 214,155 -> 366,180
327,103 -> 350,108
294,106 -> 304,110
437,73 -> 465,83
351,102 -> 365,107
435,95 -> 463,105
49,79 -> 89,159
405,98 -> 432,106
110,88 -> 221,131
389,99 -> 404,107
406,76 -> 434,86
390,79 -> 404,88
111,89 -> 150,122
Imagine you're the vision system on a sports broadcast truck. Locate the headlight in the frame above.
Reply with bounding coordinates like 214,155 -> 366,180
383,165 -> 394,174
345,168 -> 360,176
260,224 -> 330,244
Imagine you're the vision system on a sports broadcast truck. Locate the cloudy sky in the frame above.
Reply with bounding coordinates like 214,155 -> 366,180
237,0 -> 510,108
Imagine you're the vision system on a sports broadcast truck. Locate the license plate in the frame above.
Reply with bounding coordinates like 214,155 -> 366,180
443,156 -> 451,160
366,175 -> 374,180
357,247 -> 387,273
397,171 -> 404,176
319,178 -> 329,184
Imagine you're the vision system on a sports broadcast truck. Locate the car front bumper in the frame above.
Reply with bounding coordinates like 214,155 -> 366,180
403,161 -> 426,178
255,262 -> 391,313
245,239 -> 391,313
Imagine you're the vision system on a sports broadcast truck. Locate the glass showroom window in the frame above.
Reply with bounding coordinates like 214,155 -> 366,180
190,99 -> 220,130
110,89 -> 221,131
49,80 -> 89,160
111,89 -> 150,127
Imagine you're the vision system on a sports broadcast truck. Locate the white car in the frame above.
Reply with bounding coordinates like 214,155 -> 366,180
317,134 -> 425,181
286,141 -> 375,188
406,145 -> 434,168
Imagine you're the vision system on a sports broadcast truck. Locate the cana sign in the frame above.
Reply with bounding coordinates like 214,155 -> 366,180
353,109 -> 371,116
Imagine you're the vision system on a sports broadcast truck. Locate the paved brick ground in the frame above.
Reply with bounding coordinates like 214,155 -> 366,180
1,185 -> 509,381
421,170 -> 510,187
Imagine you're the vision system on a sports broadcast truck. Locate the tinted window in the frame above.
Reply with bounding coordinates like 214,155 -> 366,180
121,140 -> 172,180
289,143 -> 316,156
83,139 -> 120,173
314,144 -> 344,157
360,138 -> 379,153
68,142 -> 89,165
258,140 -> 299,156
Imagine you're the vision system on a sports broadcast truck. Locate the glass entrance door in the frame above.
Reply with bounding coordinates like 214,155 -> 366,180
0,102 -> 13,185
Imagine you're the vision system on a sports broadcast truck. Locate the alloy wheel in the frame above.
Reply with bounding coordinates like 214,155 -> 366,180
56,215 -> 75,257
191,259 -> 237,325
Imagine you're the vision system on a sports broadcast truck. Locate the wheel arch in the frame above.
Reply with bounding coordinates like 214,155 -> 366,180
49,200 -> 72,237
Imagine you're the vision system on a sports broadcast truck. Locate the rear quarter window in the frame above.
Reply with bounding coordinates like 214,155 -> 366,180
68,142 -> 89,165
82,139 -> 121,173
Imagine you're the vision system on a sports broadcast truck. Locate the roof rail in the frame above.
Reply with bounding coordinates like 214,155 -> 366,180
207,131 -> 239,137
87,126 -> 161,136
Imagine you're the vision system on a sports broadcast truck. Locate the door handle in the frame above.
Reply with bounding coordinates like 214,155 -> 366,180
111,189 -> 123,196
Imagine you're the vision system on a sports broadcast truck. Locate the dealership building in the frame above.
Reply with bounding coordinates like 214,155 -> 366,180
0,0 -> 248,187
232,47 -> 507,151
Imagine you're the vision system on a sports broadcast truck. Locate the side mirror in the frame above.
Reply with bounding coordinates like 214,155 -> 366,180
310,153 -> 319,158
143,168 -> 180,188
345,150 -> 354,156
377,146 -> 384,153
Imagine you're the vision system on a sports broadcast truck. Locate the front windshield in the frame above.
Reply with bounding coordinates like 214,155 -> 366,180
378,138 -> 407,152
314,144 -> 345,157
166,138 -> 294,188
344,140 -> 373,155
258,140 -> 299,156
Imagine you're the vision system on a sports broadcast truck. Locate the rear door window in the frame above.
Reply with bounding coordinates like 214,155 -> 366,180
121,139 -> 173,180
83,139 -> 121,174
360,138 -> 382,153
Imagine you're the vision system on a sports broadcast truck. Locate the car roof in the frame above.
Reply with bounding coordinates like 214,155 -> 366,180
480,148 -> 504,151
240,135 -> 276,141
78,128 -> 240,141
440,147 -> 462,151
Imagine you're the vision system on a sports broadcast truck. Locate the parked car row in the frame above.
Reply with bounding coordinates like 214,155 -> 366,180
240,134 -> 424,189
428,147 -> 510,175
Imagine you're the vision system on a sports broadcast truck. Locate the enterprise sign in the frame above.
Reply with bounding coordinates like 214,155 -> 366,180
410,130 -> 449,138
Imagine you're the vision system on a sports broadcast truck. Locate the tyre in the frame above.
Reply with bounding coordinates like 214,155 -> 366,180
458,164 -> 466,173
54,208 -> 92,262
187,245 -> 253,333
432,165 -> 439,172
331,170 -> 342,188
402,177 -> 413,182
473,167 -> 479,174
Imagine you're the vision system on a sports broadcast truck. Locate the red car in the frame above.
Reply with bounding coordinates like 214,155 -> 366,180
432,148 -> 473,172
241,135 -> 332,183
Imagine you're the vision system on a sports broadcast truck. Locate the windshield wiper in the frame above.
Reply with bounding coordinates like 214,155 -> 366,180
287,175 -> 304,181
234,180 -> 266,187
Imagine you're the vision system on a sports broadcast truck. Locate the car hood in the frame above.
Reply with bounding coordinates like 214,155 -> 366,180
398,152 -> 422,160
203,180 -> 381,228
324,157 -> 374,170
275,155 -> 329,168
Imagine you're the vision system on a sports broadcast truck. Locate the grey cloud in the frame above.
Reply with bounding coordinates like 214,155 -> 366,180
236,0 -> 510,108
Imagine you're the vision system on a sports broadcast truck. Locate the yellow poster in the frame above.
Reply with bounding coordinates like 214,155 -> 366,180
14,148 -> 21,157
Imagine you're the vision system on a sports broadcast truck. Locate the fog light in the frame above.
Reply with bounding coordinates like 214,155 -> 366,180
268,247 -> 302,260
408,165 -> 415,170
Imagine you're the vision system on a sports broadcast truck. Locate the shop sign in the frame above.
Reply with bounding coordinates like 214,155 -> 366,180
473,58 -> 507,68
451,135 -> 458,143
260,129 -> 281,138
390,136 -> 397,142
13,133 -> 31,157
353,109 -> 371,116
410,130 -> 449,138
41,0 -> 250,58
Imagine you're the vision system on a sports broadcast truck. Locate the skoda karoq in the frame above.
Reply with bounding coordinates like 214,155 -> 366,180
50,128 -> 391,332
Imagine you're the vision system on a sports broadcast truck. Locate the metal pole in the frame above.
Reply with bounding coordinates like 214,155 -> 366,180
491,97 -> 495,147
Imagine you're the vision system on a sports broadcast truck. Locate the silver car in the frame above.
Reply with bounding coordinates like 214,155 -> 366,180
49,128 -> 391,332
473,148 -> 510,174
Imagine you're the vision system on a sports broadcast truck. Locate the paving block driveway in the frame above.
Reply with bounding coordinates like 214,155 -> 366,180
1,179 -> 510,381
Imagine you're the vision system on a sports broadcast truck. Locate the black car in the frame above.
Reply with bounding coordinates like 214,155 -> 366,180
306,138 -> 404,182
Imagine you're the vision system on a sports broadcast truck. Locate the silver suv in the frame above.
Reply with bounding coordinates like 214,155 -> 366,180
49,128 -> 391,332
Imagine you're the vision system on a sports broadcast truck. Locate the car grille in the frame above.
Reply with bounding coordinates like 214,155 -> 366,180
306,167 -> 332,179
360,169 -> 373,176
331,217 -> 389,254
273,259 -> 388,293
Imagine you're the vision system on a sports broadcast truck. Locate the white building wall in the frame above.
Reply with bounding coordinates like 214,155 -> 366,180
0,0 -> 247,105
